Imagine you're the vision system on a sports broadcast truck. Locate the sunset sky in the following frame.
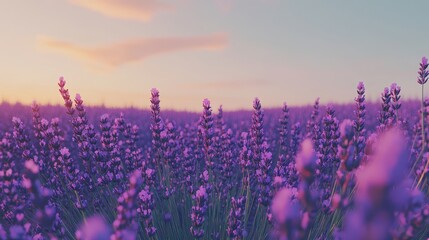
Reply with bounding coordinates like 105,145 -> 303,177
1,0 -> 429,111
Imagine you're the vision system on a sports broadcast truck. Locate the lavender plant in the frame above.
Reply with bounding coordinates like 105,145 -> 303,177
0,58 -> 428,239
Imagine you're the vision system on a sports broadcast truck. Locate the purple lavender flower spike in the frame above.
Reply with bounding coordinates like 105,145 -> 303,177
295,139 -> 318,237
273,103 -> 289,189
227,196 -> 246,240
390,83 -> 401,123
284,122 -> 301,188
417,57 -> 429,85
58,77 -> 74,115
23,159 -> 63,239
150,88 -> 164,167
307,98 -> 322,152
190,185 -> 208,238
417,58 -> 429,152
239,131 -> 253,190
199,98 -> 215,170
377,87 -> 392,132
250,98 -> 273,206
76,215 -> 111,240
270,188 -> 302,240
318,105 -> 340,210
337,128 -> 411,240
138,163 -> 157,237
351,81 -> 366,170
255,141 -> 272,206
111,170 -> 143,240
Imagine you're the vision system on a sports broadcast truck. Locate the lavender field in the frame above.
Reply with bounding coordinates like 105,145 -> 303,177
0,58 -> 427,240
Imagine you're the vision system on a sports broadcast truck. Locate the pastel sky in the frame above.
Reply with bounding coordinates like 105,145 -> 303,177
1,0 -> 429,111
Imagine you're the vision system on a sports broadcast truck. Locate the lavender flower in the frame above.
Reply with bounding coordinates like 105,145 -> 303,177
111,170 -> 143,240
318,106 -> 340,210
199,98 -> 215,170
23,159 -> 63,238
417,56 -> 429,85
183,146 -> 197,194
12,117 -> 31,165
219,128 -> 235,196
390,83 -> 401,123
295,139 -> 317,175
138,187 -> 156,236
76,215 -> 111,240
0,132 -> 19,220
161,120 -> 180,197
284,122 -> 301,188
351,82 -> 366,170
378,87 -> 392,131
190,185 -> 208,238
337,128 -> 410,240
251,98 -> 273,206
227,196 -> 246,240
214,105 -> 235,194
417,57 -> 429,152
307,98 -> 321,152
58,76 -> 74,115
150,88 -> 164,166
239,131 -> 253,189
31,102 -> 49,170
274,103 -> 289,186
270,188 -> 302,240
293,139 -> 319,238
256,141 -> 273,206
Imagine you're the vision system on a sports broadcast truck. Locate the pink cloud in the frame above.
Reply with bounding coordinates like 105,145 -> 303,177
37,33 -> 228,68
68,0 -> 173,21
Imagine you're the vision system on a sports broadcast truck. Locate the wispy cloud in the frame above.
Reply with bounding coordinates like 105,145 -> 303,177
68,0 -> 173,21
37,33 -> 228,68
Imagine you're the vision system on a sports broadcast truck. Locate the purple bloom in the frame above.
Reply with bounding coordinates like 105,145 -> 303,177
58,77 -> 74,115
317,106 -> 340,210
227,196 -> 246,240
76,215 -> 111,240
295,139 -> 318,181
274,103 -> 290,188
270,188 -> 301,239
250,98 -> 273,206
338,128 -> 412,240
351,82 -> 366,170
199,98 -> 215,170
111,170 -> 143,240
417,56 -> 429,85
190,185 -> 208,238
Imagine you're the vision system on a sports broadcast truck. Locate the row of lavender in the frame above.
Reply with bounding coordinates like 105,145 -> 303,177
0,59 -> 429,239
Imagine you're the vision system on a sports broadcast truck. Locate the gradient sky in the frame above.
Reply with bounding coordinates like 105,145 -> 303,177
1,0 -> 429,111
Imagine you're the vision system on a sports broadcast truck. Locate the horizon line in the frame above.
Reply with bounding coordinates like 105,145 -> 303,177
0,98 -> 422,114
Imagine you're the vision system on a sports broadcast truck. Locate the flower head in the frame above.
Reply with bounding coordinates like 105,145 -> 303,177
295,139 -> 317,180
417,56 -> 429,85
203,98 -> 211,108
422,56 -> 428,66
76,215 -> 111,240
58,76 -> 66,88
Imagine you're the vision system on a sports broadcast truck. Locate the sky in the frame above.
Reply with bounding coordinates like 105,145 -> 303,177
1,0 -> 429,111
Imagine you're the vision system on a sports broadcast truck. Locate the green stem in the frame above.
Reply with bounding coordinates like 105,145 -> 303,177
422,84 -> 426,150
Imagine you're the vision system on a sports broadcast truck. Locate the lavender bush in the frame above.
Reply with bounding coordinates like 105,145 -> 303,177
0,58 -> 428,240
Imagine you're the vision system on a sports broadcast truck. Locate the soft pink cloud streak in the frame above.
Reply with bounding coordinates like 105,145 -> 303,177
69,0 -> 173,21
37,34 -> 228,68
